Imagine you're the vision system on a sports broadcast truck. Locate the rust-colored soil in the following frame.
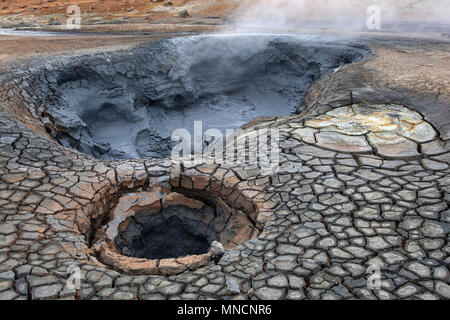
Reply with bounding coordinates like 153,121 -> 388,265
0,34 -> 153,63
0,0 -> 240,28
366,44 -> 450,105
0,0 -> 236,17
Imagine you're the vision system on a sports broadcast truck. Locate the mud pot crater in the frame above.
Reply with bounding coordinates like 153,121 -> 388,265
30,34 -> 369,160
90,171 -> 261,275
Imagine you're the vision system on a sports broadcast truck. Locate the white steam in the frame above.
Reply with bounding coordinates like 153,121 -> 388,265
231,0 -> 450,31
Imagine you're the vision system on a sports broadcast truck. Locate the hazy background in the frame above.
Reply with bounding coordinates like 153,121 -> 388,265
231,0 -> 450,31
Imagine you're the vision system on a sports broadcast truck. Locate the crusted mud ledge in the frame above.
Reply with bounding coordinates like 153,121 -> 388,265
0,32 -> 449,300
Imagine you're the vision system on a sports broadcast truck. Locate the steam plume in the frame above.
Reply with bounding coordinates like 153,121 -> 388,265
230,0 -> 450,32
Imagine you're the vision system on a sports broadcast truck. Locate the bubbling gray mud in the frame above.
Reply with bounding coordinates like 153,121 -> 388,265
42,34 -> 369,160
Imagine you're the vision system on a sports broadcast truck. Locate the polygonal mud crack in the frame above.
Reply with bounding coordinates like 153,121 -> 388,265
300,103 -> 441,160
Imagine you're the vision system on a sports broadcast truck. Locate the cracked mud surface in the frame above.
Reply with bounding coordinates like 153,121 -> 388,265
0,33 -> 449,300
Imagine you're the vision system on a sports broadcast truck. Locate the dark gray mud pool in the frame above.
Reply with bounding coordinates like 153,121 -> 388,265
35,34 -> 369,159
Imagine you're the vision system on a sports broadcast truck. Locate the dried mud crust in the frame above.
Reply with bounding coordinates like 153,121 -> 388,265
0,36 -> 449,300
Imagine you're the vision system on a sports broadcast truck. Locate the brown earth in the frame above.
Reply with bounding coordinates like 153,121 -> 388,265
0,0 -> 237,18
0,0 -> 240,28
366,43 -> 450,105
0,34 -> 152,63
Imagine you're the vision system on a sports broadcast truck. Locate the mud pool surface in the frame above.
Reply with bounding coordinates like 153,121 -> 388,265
36,34 -> 369,159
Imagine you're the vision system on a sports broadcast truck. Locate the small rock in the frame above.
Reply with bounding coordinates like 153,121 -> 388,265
178,9 -> 189,17
211,241 -> 225,258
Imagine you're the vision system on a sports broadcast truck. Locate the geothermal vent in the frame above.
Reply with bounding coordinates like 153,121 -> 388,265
32,34 -> 368,160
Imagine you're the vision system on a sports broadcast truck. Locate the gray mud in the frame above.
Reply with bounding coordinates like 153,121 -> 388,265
36,34 -> 369,159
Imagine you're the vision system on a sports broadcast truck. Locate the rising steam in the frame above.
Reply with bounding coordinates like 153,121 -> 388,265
230,0 -> 450,32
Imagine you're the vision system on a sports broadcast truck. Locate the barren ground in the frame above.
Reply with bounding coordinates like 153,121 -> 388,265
0,0 -> 449,302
